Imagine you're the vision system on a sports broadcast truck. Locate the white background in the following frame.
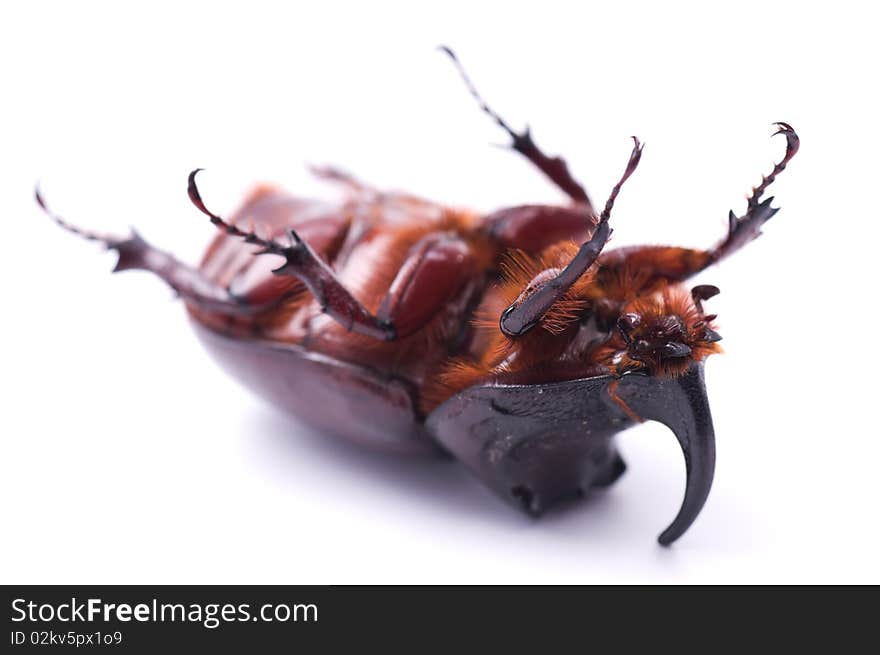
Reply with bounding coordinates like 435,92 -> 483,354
2,1 -> 878,583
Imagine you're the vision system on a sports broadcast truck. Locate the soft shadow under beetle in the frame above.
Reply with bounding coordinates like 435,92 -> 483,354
38,48 -> 799,544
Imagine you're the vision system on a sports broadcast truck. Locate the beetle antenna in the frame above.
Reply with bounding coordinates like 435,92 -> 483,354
187,169 -> 294,256
599,136 -> 643,225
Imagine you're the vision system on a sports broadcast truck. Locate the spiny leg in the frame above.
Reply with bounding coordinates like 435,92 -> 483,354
481,204 -> 597,252
188,170 -> 396,341
500,138 -> 643,336
441,46 -> 593,208
35,187 -> 259,315
595,123 -> 800,289
710,122 -> 799,265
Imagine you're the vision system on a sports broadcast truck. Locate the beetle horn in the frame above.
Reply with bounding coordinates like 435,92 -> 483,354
427,360 -> 716,545
657,390 -> 715,547
614,362 -> 716,545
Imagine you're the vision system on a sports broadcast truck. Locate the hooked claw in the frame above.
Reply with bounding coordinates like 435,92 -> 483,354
771,121 -> 800,164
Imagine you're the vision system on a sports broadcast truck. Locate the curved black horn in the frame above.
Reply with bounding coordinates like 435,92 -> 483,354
616,363 -> 716,545
426,361 -> 716,545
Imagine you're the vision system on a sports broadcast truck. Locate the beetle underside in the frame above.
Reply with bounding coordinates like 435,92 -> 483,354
38,48 -> 798,545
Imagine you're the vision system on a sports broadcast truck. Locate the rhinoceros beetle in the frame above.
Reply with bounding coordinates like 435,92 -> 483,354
37,48 -> 799,545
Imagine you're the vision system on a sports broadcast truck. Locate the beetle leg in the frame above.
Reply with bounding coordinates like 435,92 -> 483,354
189,170 -> 396,341
377,233 -> 477,338
273,232 -> 478,342
270,234 -> 398,340
499,138 -> 643,337
192,171 -> 478,341
596,124 -> 799,291
590,451 -> 628,488
708,122 -> 799,265
35,188 -> 263,315
441,46 -> 593,208
481,204 -> 596,253
308,165 -> 377,196
599,245 -> 709,283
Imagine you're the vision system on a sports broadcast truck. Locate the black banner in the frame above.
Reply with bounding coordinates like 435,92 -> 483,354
1,585 -> 874,651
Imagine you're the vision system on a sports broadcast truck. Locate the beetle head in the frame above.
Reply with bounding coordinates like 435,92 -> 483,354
609,285 -> 722,376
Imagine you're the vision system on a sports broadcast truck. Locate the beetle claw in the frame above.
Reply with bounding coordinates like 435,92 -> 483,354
188,169 -> 288,257
772,121 -> 794,135
709,123 -> 798,265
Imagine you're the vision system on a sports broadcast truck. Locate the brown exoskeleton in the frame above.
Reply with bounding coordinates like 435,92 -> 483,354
38,47 -> 799,544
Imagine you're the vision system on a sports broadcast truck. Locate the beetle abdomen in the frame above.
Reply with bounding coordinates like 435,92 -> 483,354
192,321 -> 437,455
190,183 -> 497,397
